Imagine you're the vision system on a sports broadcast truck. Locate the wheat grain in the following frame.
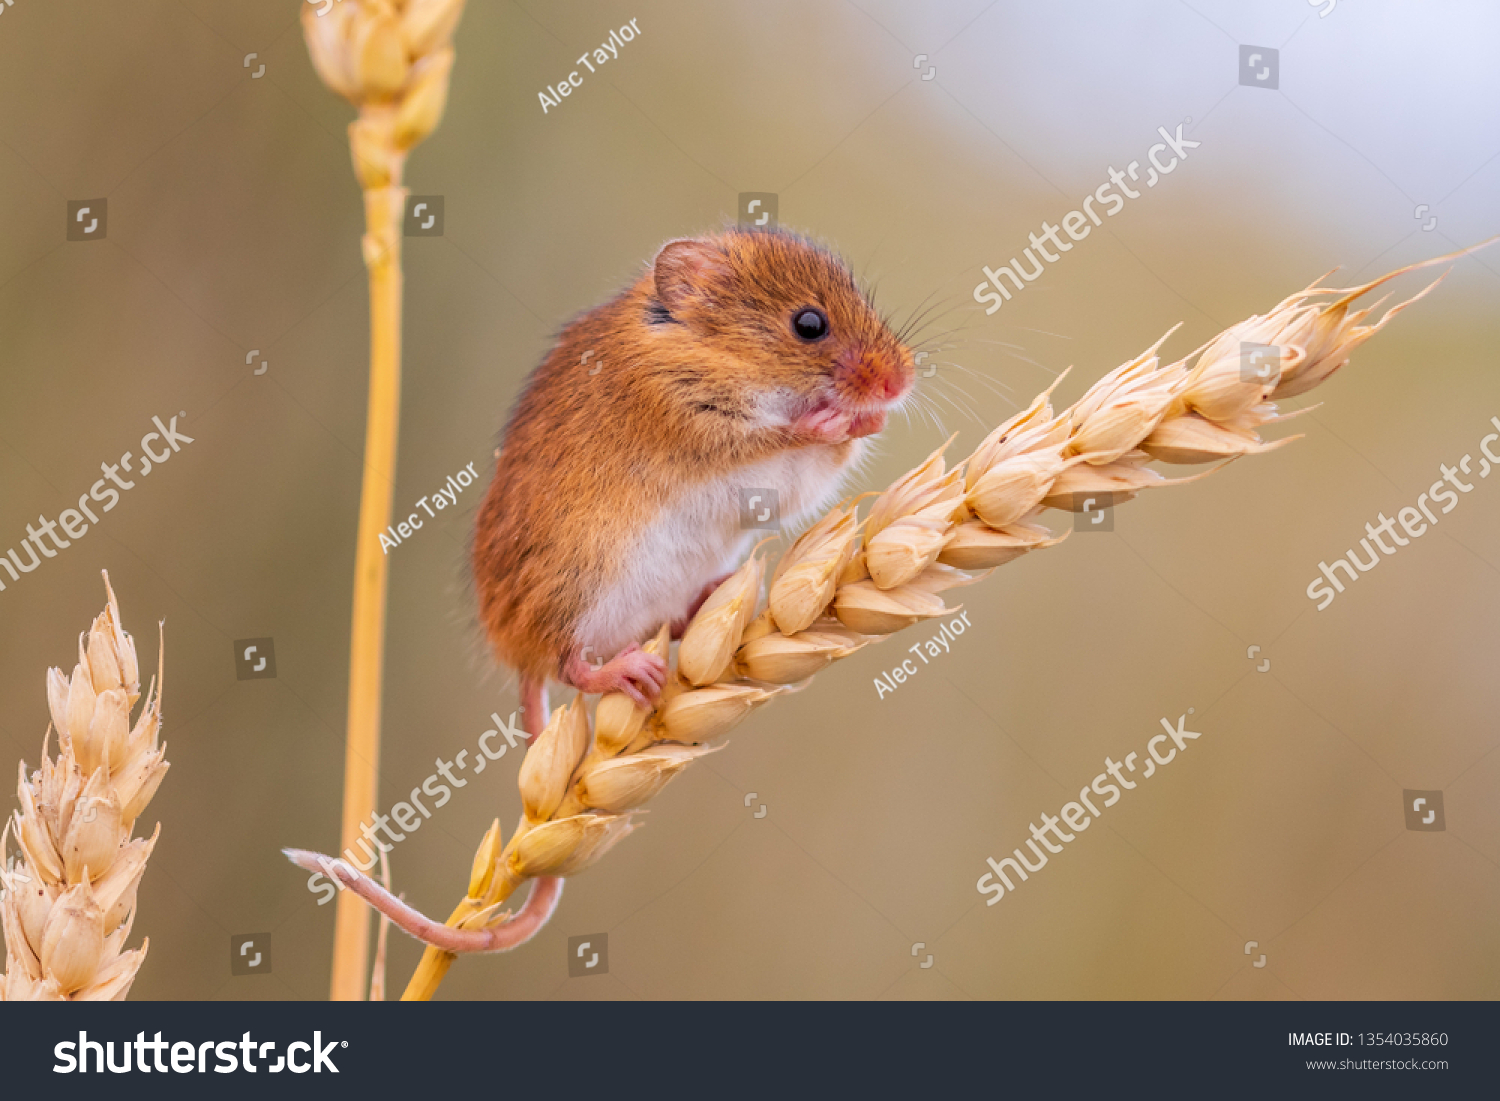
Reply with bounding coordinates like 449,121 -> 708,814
0,572 -> 164,1001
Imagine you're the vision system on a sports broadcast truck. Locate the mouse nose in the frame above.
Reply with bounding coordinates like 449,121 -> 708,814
875,369 -> 908,401
836,347 -> 911,405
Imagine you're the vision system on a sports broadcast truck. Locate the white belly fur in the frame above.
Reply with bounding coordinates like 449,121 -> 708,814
576,441 -> 865,656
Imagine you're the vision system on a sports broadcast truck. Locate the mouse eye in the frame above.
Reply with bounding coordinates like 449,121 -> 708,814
792,307 -> 829,342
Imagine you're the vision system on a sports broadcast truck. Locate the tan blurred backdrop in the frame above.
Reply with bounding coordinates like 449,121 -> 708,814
1,0 -> 1497,1001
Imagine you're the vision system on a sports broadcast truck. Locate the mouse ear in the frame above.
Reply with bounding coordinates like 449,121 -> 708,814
653,238 -> 730,315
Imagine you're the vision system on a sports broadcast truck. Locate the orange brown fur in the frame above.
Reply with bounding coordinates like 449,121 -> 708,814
472,227 -> 913,686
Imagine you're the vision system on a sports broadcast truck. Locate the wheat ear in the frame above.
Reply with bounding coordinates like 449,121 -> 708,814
0,571 -> 166,1001
286,244 -> 1481,1001
302,0 -> 466,1000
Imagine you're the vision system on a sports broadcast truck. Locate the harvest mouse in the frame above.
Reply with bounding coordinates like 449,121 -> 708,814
473,227 -> 915,731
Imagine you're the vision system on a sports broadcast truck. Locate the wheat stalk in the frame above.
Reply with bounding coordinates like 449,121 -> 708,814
286,245 -> 1481,1000
0,572 -> 165,1001
302,0 -> 466,1000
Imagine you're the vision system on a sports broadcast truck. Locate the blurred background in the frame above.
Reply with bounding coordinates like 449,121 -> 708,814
1,0 -> 1497,1000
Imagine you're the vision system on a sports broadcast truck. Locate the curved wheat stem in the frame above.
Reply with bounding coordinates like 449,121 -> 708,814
287,244 -> 1486,1000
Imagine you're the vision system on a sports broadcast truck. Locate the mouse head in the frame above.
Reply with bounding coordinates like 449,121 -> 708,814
650,229 -> 914,436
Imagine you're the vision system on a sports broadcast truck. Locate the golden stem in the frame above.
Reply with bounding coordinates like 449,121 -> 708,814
330,167 -> 406,1002
401,696 -> 553,1002
400,905 -> 477,1001
401,853 -> 526,1001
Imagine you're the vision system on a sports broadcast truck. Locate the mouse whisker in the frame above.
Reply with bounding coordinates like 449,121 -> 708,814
929,373 -> 989,415
926,379 -> 989,429
925,384 -> 974,427
893,286 -> 946,337
906,323 -> 975,358
900,303 -> 968,348
901,297 -> 977,343
1007,324 -> 1075,341
1001,349 -> 1062,376
909,390 -> 950,437
908,332 -> 970,356
936,361 -> 1018,399
895,302 -> 955,347
899,389 -> 933,433
966,338 -> 1036,355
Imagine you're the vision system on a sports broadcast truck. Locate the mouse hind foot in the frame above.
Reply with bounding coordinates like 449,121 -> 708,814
563,644 -> 668,709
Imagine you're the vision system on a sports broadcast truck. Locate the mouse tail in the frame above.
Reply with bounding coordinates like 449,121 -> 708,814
282,848 -> 563,958
520,675 -> 549,743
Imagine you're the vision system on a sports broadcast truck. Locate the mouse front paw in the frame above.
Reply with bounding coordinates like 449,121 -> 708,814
790,406 -> 855,445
